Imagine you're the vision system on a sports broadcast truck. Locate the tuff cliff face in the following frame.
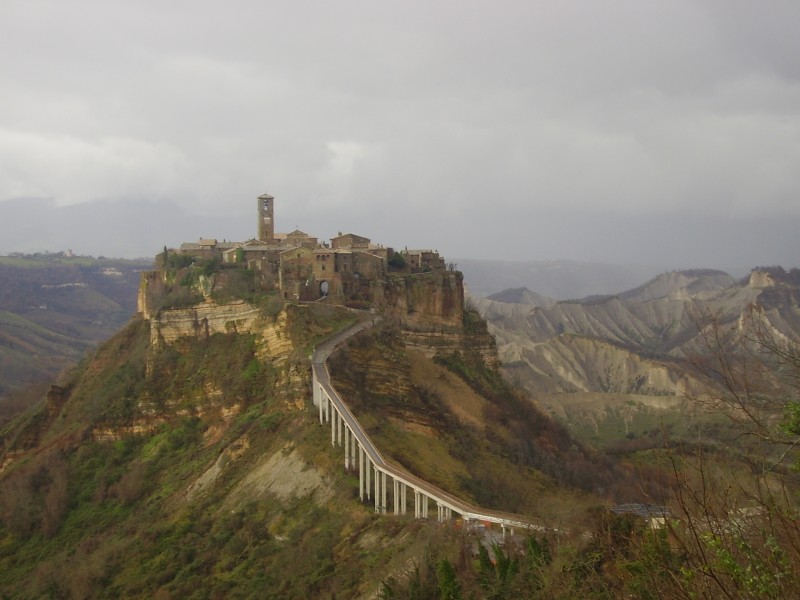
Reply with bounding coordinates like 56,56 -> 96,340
377,270 -> 498,366
144,265 -> 496,432
119,266 -> 500,456
148,300 -> 262,344
381,270 -> 464,328
140,266 -> 496,368
146,300 -> 295,363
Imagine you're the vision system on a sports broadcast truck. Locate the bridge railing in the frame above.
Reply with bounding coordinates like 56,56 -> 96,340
311,316 -> 543,533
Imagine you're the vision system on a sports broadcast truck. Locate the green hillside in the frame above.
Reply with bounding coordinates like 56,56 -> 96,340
0,297 -> 567,597
2,263 -> 800,599
0,255 -> 151,414
0,280 -> 641,598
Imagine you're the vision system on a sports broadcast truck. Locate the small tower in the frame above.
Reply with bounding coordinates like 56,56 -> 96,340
257,193 -> 275,242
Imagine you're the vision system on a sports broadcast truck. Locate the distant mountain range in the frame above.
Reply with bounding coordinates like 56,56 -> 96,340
456,258 -> 730,300
473,266 -> 800,446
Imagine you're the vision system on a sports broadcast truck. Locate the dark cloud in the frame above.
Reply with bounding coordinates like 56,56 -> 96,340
1,1 -> 798,267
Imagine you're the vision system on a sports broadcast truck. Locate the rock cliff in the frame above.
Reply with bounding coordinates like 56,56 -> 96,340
146,300 -> 294,363
376,270 -> 497,366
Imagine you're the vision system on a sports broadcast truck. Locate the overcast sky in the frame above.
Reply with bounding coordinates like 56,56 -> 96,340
1,0 -> 799,269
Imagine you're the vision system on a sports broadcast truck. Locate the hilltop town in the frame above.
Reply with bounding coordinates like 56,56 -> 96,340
167,193 -> 447,302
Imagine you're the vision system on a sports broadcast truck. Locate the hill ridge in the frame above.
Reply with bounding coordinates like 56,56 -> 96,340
476,265 -> 800,449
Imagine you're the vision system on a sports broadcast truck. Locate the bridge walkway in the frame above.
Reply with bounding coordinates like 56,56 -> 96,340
311,315 -> 543,534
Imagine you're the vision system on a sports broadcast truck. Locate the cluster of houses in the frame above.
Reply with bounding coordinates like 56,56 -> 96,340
172,193 -> 446,301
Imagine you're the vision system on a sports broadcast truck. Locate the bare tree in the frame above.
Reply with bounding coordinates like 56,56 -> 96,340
655,305 -> 800,599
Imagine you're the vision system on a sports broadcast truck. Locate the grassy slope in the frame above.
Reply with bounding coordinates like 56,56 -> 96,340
327,324 -> 662,525
0,296 -> 709,599
0,304 -> 479,599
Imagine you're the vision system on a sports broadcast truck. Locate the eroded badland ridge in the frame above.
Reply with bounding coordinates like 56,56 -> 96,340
2,194 -> 632,598
475,266 -> 800,447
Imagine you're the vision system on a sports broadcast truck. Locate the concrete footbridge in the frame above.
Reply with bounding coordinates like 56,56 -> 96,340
311,316 -> 542,535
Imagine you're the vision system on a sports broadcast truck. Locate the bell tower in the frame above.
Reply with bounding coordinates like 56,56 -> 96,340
257,193 -> 274,241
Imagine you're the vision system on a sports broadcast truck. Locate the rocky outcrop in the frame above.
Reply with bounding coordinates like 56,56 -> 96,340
749,270 -> 777,289
141,266 -> 498,402
381,270 -> 464,329
148,300 -> 262,346
46,385 -> 67,419
400,329 -> 498,368
224,444 -> 334,508
375,270 -> 497,365
139,266 -> 297,362
1,384 -> 74,469
619,270 -> 736,303
502,334 -> 696,395
137,270 -> 169,319
150,301 -> 295,363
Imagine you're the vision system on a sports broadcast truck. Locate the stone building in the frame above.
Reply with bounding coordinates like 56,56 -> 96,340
172,192 -> 445,302
285,229 -> 318,249
331,233 -> 370,250
278,246 -> 315,300
402,249 -> 446,271
179,238 -> 238,261
257,193 -> 275,242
